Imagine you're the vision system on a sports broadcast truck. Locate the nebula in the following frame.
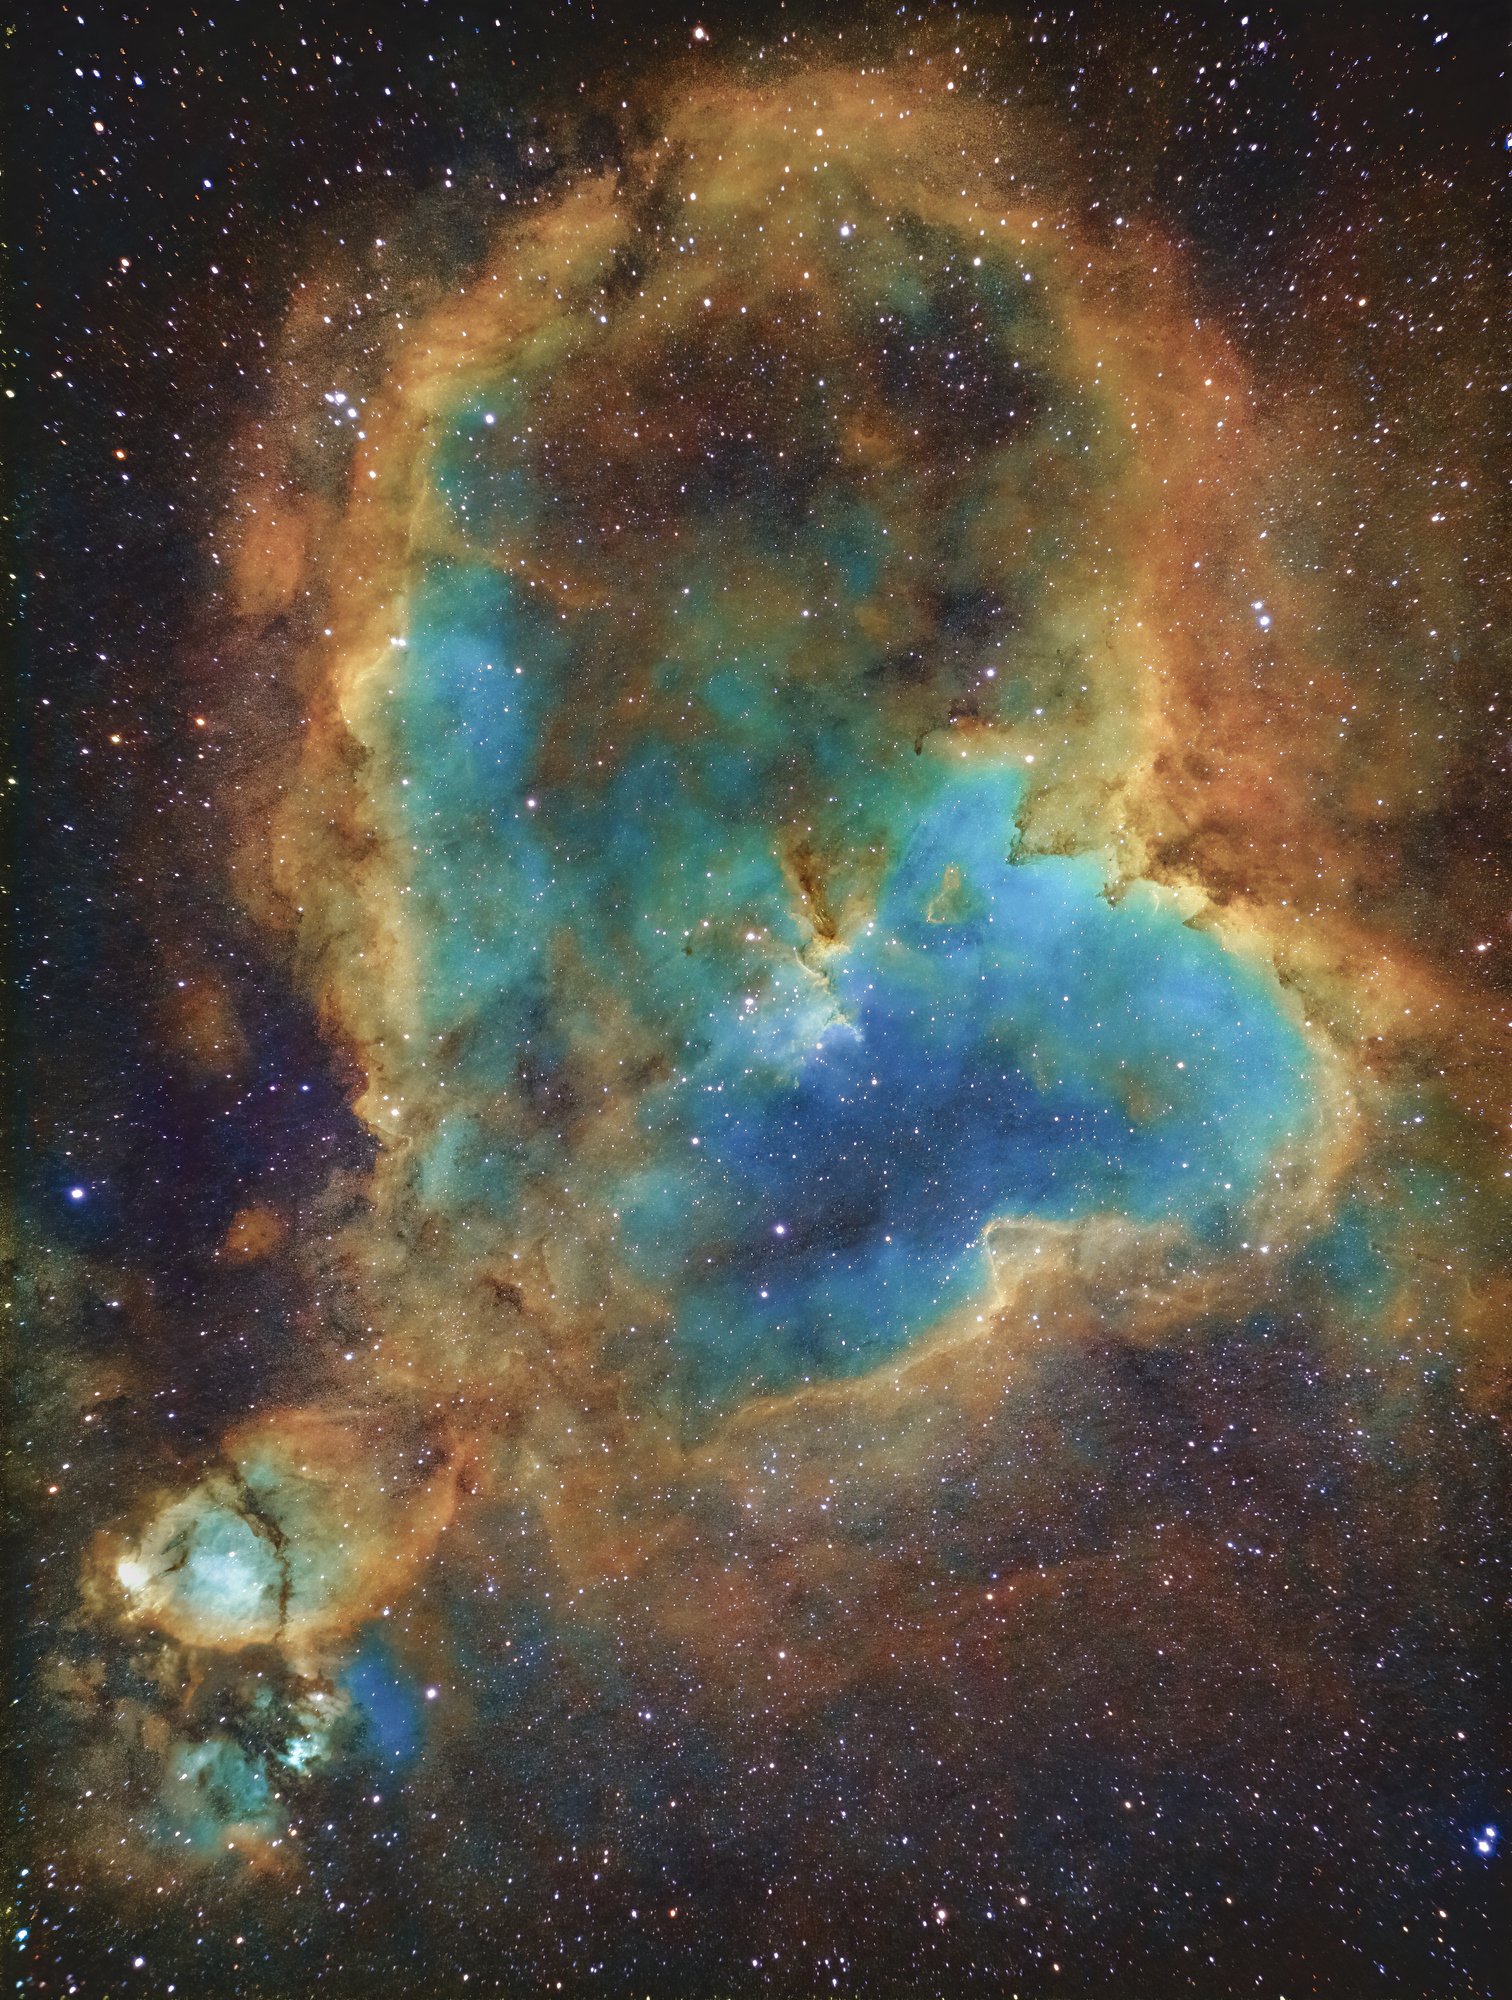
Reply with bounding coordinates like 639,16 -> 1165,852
17,18 -> 1507,1998
120,45 -> 1446,1842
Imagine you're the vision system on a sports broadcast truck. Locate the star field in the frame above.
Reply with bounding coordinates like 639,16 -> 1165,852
9,6 -> 1509,1998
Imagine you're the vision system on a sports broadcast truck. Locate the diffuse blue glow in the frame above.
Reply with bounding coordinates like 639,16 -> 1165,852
379,389 -> 1314,1405
618,763 -> 1310,1399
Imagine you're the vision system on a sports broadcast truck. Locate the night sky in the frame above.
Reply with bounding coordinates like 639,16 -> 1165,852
8,4 -> 1509,1997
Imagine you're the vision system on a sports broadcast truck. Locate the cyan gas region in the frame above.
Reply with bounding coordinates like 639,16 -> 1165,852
386,520 -> 1314,1404
620,768 -> 1311,1401
145,1630 -> 432,1859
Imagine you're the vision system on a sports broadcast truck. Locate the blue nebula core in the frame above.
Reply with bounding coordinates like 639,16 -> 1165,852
378,398 -> 1314,1406
615,764 -> 1310,1399
342,1629 -> 425,1766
